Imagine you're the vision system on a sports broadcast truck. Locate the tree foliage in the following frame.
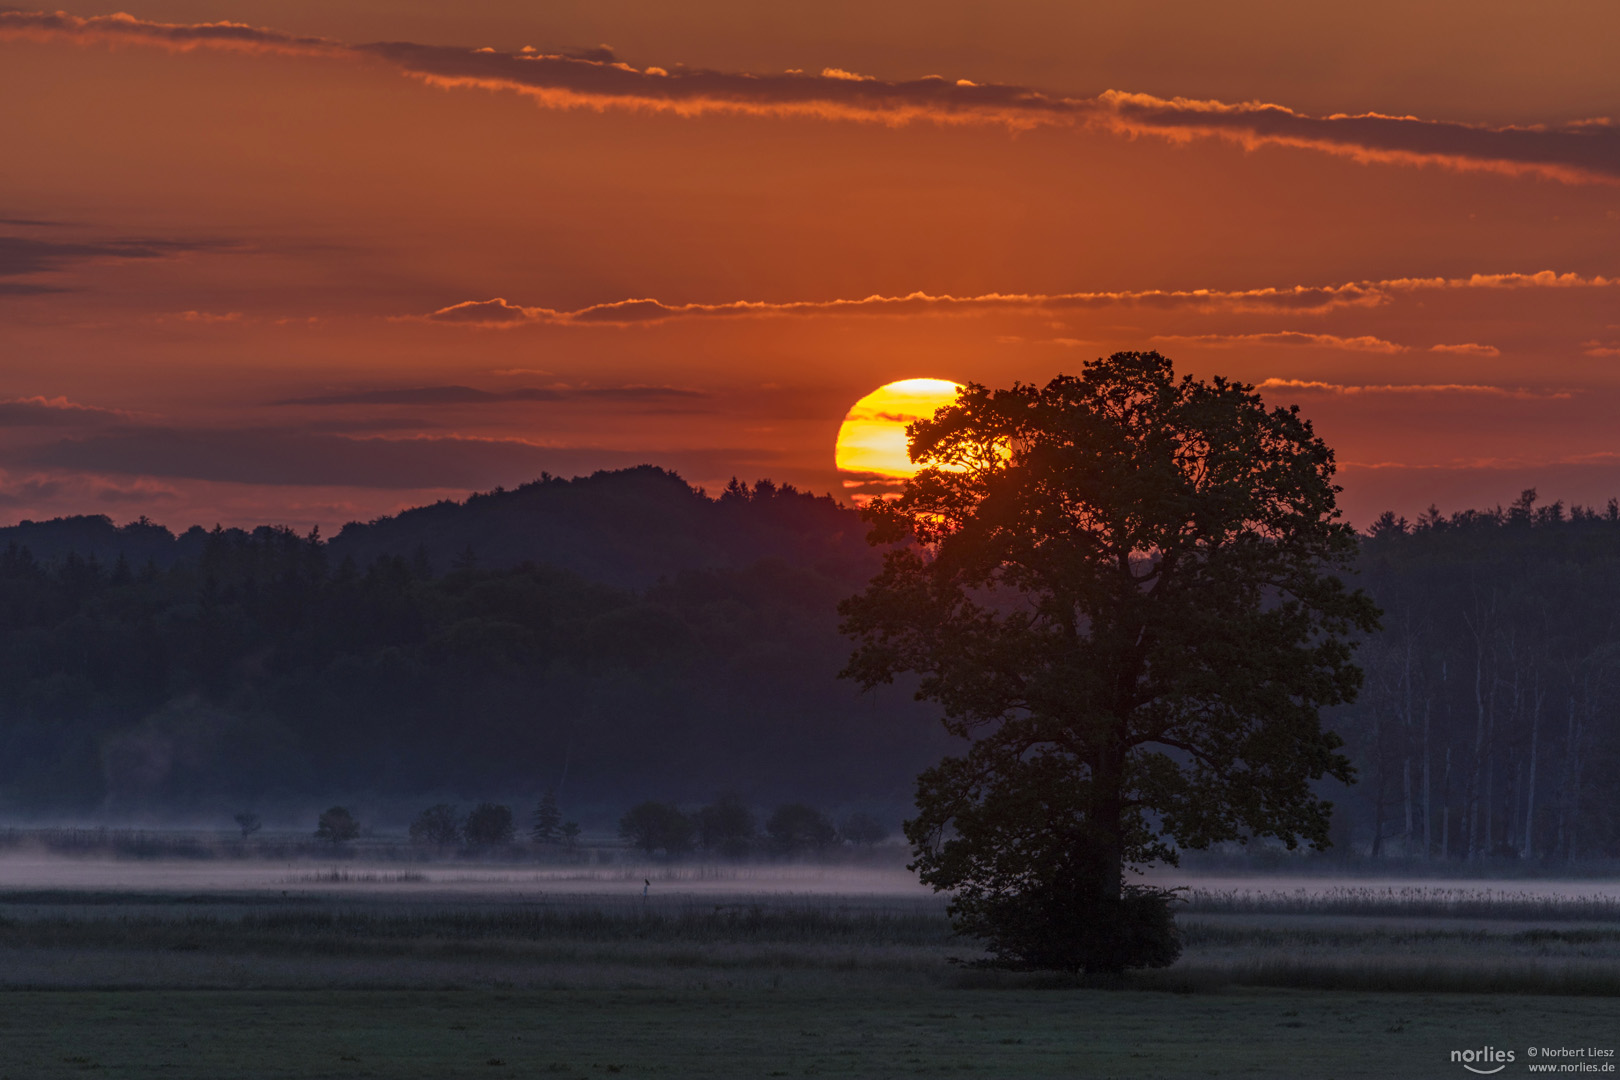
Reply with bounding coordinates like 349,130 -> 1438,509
463,803 -> 516,847
314,805 -> 359,845
765,803 -> 838,854
840,353 -> 1379,971
697,793 -> 757,858
532,790 -> 562,844
838,812 -> 889,847
619,801 -> 694,855
409,803 -> 462,847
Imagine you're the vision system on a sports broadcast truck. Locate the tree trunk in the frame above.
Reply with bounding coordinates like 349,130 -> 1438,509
1421,697 -> 1433,861
1401,630 -> 1414,854
1466,602 -> 1491,862
1523,678 -> 1541,860
1441,745 -> 1452,859
1370,707 -> 1386,858
1093,740 -> 1127,903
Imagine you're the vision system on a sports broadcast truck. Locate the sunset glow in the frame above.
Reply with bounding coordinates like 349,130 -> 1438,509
1,4 -> 1617,529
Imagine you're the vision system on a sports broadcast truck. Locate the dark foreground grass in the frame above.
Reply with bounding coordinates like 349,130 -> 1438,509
3,986 -> 1616,1080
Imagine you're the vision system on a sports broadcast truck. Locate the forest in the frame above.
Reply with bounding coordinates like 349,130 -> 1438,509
1330,491 -> 1620,861
0,469 -> 941,822
0,469 -> 1617,858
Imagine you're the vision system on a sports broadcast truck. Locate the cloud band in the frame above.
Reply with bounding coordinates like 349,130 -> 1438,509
4,11 -> 1617,185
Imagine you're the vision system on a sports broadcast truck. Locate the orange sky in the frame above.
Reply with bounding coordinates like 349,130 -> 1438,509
2,1 -> 1618,530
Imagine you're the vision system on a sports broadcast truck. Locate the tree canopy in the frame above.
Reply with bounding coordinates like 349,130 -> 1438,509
840,352 -> 1380,971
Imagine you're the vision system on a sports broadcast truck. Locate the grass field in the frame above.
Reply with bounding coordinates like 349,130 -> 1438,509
4,986 -> 1616,1079
2,860 -> 1618,1078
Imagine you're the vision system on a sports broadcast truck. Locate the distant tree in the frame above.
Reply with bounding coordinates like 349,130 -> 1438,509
697,793 -> 757,858
841,354 -> 1379,972
463,803 -> 516,847
619,801 -> 694,856
559,821 -> 582,849
839,812 -> 888,847
409,803 -> 462,847
766,803 -> 838,854
233,811 -> 262,838
532,790 -> 562,844
315,806 -> 360,845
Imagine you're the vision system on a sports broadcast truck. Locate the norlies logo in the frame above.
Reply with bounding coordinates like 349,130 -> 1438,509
1453,1047 -> 1517,1074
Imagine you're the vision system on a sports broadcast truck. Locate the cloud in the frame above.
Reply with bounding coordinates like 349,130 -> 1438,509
25,427 -> 767,489
1153,331 -> 1408,353
416,269 -> 1620,328
422,298 -> 533,325
273,384 -> 703,406
0,476 -> 65,507
6,10 -> 1618,184
0,395 -> 127,426
1582,340 -> 1620,357
276,386 -> 562,406
0,232 -> 234,290
1257,378 -> 1570,400
1429,343 -> 1501,356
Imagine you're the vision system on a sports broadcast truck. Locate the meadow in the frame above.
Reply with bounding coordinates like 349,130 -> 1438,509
2,849 -> 1618,1078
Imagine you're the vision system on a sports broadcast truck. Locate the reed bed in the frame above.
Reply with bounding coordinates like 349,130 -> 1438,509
1183,884 -> 1620,921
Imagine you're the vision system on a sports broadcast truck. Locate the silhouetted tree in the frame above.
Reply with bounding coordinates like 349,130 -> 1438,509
409,803 -> 462,846
766,803 -> 838,854
839,812 -> 889,847
233,811 -> 262,838
559,821 -> 582,849
532,790 -> 562,844
315,806 -> 360,845
619,801 -> 694,855
463,803 -> 515,847
841,353 -> 1379,972
697,793 -> 757,858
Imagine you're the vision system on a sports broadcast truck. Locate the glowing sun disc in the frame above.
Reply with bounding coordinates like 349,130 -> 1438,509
835,378 -> 964,479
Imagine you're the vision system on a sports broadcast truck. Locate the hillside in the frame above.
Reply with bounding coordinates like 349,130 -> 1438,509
329,467 -> 878,588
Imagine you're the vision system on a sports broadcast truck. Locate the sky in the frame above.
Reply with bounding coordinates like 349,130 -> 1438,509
2,1 -> 1618,532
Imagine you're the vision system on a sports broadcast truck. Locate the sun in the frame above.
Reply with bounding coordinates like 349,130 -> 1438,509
835,378 -> 963,499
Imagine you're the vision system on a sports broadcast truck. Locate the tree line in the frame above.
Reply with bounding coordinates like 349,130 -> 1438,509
2,465 -> 1619,864
0,505 -> 943,814
1331,491 -> 1620,861
292,792 -> 887,857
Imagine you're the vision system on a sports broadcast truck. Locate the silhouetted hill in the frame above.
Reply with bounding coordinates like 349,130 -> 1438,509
329,467 -> 876,588
0,468 -> 878,590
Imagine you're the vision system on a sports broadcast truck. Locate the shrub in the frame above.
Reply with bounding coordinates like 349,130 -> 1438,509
959,881 -> 1182,974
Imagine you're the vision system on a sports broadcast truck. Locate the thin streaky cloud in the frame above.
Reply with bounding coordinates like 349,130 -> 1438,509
273,384 -> 704,406
1,233 -> 232,278
4,11 -> 1618,185
1152,331 -> 1407,353
1257,379 -> 1571,400
24,426 -> 774,489
0,395 -> 130,426
1429,343 -> 1501,356
415,270 -> 1620,328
